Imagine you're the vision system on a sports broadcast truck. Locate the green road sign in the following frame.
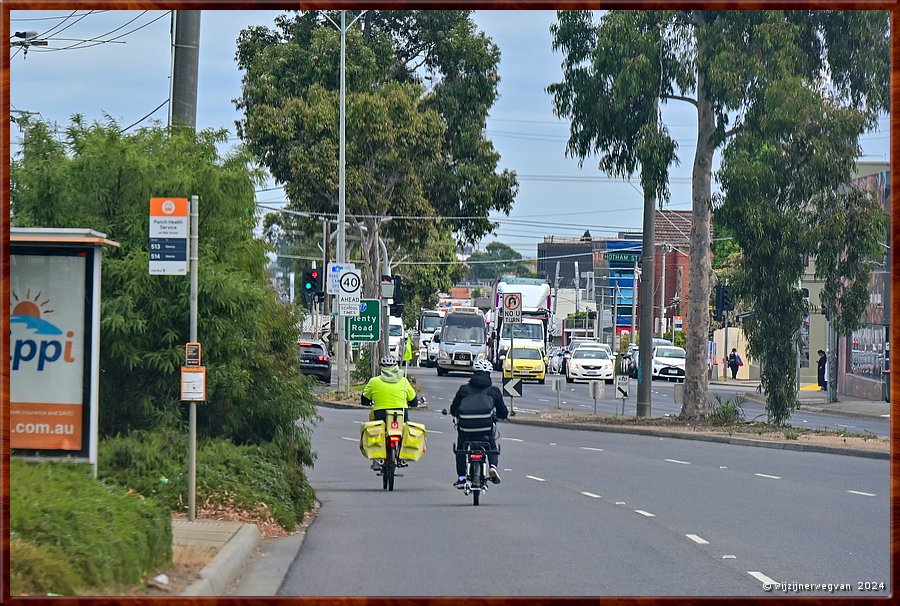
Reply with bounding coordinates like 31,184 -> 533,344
345,299 -> 380,341
605,251 -> 641,263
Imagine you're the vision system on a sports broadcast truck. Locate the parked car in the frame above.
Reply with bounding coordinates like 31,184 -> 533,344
566,348 -> 614,383
299,339 -> 332,383
502,345 -> 547,383
651,345 -> 686,381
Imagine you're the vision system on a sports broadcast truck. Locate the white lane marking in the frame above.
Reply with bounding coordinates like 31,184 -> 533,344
665,458 -> 691,465
615,501 -> 626,505
341,437 -> 357,441
580,447 -> 604,452
549,442 -> 557,446
847,490 -> 877,497
880,414 -> 890,418
579,404 -> 590,408
428,430 -> 443,434
723,555 -> 736,559
755,473 -> 781,480
686,534 -> 709,544
501,437 -> 524,442
719,466 -> 728,469
526,475 -> 545,482
635,510 -> 655,517
538,398 -> 550,402
581,492 -> 601,498
748,571 -> 778,586
436,396 -> 444,400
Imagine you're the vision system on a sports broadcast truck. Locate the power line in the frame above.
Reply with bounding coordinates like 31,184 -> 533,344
120,98 -> 169,132
11,11 -> 109,21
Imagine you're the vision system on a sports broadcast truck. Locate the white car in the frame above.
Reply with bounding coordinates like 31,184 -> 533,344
566,348 -> 614,383
651,345 -> 686,381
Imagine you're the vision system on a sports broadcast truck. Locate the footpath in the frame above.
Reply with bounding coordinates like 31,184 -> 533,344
167,382 -> 891,596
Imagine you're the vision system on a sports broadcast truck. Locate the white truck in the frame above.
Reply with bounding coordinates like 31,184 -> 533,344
416,309 -> 445,367
489,275 -> 551,370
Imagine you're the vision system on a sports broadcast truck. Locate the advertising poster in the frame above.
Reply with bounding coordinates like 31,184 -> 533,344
10,253 -> 87,451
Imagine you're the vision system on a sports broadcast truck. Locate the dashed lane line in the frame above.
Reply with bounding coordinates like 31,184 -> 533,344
748,571 -> 778,587
635,510 -> 655,517
526,475 -> 546,482
501,437 -> 524,442
581,492 -> 601,498
341,437 -> 357,441
580,447 -> 604,452
754,473 -> 781,480
686,534 -> 709,544
665,458 -> 691,465
428,430 -> 443,434
847,490 -> 877,497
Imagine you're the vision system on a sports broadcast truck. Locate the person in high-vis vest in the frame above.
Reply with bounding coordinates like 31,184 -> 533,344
361,355 -> 417,470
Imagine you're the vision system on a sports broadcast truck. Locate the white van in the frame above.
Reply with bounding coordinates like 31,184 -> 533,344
388,316 -> 404,358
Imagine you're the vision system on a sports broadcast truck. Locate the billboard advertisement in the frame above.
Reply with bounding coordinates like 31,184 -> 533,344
10,251 -> 91,453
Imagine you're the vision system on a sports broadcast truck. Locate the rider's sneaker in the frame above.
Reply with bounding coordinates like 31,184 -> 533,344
454,476 -> 466,489
397,460 -> 409,468
370,459 -> 383,471
489,466 -> 501,484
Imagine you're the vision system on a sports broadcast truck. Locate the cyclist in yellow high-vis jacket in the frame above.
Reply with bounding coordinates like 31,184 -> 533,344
361,356 -> 417,471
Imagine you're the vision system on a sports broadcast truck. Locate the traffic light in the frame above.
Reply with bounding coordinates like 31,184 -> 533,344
301,268 -> 320,306
392,274 -> 404,304
721,286 -> 733,311
587,310 -> 597,320
389,303 -> 405,318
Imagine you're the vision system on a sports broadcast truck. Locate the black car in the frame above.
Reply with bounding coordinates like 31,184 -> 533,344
299,340 -> 332,383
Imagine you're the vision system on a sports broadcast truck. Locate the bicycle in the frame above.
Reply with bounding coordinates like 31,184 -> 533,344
360,408 -> 426,491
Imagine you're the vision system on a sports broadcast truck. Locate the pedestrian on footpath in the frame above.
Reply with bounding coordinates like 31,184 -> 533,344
817,349 -> 828,391
727,348 -> 742,380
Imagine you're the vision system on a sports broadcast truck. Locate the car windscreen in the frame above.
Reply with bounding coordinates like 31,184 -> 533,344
389,324 -> 403,337
656,347 -> 685,359
421,315 -> 443,332
442,315 -> 485,344
500,322 -> 542,340
510,348 -> 542,360
573,349 -> 609,360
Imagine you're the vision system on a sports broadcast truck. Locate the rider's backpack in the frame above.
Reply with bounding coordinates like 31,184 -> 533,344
457,388 -> 495,433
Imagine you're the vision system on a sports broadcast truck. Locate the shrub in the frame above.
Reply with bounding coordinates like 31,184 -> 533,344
707,394 -> 746,425
10,460 -> 171,595
99,429 -> 316,530
10,537 -> 84,596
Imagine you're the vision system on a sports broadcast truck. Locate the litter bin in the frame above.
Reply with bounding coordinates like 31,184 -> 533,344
673,382 -> 685,405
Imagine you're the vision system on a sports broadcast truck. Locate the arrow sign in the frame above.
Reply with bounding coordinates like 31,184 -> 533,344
616,375 -> 630,398
502,376 -> 523,398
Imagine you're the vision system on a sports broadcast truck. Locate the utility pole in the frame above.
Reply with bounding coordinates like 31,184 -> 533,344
659,244 -> 668,338
630,259 -> 638,340
637,197 -> 656,418
188,194 -> 199,520
170,11 -> 201,129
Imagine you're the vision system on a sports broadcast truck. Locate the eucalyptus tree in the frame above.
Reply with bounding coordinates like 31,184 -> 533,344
235,10 -> 517,298
11,118 -> 317,466
549,10 -> 888,420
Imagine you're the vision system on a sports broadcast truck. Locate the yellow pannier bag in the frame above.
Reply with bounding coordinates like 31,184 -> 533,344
398,421 -> 427,461
359,420 -> 386,459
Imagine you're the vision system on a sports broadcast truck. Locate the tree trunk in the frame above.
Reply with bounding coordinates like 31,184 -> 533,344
680,15 -> 714,421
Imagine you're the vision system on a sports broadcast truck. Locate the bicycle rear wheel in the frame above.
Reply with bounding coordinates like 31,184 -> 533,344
384,444 -> 395,491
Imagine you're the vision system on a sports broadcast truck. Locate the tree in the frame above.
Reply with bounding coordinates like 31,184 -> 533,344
466,241 -> 535,281
549,10 -> 888,420
11,118 -> 317,465
235,10 -> 518,301
394,237 -> 467,328
716,81 -> 886,423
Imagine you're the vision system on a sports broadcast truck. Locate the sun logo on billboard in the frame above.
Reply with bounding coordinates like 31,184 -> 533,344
11,289 -> 61,335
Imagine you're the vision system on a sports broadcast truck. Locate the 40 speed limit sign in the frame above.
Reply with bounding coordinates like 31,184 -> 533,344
338,269 -> 361,316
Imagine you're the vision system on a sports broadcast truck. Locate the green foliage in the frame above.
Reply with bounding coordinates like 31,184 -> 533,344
707,393 -> 746,425
549,10 -> 888,422
398,238 -> 466,328
98,429 -> 316,530
465,241 -> 534,281
10,120 -> 317,460
352,345 -> 375,385
235,10 -> 517,296
10,460 -> 171,595
664,330 -> 687,348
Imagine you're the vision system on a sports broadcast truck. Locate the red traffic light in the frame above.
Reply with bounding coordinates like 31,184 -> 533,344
311,270 -> 319,279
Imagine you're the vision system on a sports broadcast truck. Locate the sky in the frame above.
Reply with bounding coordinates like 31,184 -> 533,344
8,9 -> 892,257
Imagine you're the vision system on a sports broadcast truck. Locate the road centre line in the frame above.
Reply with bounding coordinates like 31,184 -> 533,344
526,475 -> 546,482
580,447 -> 604,452
847,490 -> 876,497
635,510 -> 655,517
686,534 -> 709,544
755,473 -> 782,480
341,437 -> 356,441
665,458 -> 691,465
581,491 -> 601,498
748,571 -> 779,586
428,430 -> 443,434
538,398 -> 550,402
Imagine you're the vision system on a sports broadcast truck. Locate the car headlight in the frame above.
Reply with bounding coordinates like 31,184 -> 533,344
439,349 -> 450,360
569,362 -> 581,370
476,352 -> 487,361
